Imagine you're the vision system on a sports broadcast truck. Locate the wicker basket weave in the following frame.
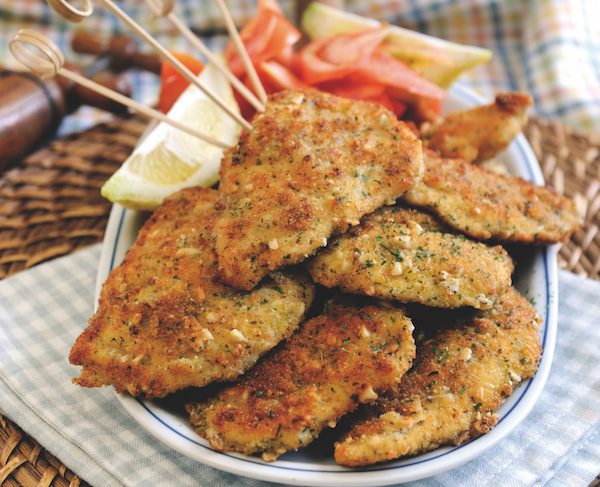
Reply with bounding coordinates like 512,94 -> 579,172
0,115 -> 598,486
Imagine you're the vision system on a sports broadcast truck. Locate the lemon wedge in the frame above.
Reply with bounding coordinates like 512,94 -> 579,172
101,59 -> 241,210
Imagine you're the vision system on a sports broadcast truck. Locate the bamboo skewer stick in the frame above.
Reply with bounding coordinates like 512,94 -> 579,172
96,0 -> 252,130
46,0 -> 252,131
214,0 -> 268,105
9,30 -> 232,150
146,0 -> 265,113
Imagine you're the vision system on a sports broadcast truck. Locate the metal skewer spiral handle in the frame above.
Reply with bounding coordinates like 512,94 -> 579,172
9,30 -> 232,149
146,0 -> 265,112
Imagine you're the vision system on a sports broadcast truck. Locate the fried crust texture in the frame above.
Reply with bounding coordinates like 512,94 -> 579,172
308,206 -> 513,309
424,92 -> 532,163
186,302 -> 415,461
334,287 -> 541,466
69,188 -> 314,398
403,151 -> 580,243
215,90 -> 423,290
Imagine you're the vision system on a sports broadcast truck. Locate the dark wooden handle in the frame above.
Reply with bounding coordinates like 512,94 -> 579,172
71,30 -> 161,74
0,68 -> 132,171
0,70 -> 66,170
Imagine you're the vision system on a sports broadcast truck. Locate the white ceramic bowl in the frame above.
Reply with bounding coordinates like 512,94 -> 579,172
95,85 -> 558,486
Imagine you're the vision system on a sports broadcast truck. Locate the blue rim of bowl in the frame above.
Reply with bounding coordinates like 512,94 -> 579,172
103,85 -> 557,485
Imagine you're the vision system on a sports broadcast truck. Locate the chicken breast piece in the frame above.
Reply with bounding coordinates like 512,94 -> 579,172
308,207 -> 513,309
424,92 -> 532,163
403,150 -> 580,243
186,301 -> 415,461
215,90 -> 424,291
334,287 -> 541,467
69,188 -> 314,399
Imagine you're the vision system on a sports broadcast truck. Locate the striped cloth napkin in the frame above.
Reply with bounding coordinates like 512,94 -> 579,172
1,245 -> 600,486
1,0 -> 599,134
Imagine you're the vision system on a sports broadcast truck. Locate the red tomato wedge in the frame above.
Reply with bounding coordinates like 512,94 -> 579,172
318,76 -> 406,117
299,38 -> 355,85
273,44 -> 299,73
319,76 -> 386,99
224,0 -> 301,77
357,49 -> 445,102
319,27 -> 389,66
299,28 -> 389,84
158,52 -> 204,113
259,61 -> 310,91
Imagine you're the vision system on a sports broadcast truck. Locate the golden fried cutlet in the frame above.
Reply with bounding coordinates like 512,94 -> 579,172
186,302 -> 415,461
215,90 -> 424,291
403,150 -> 580,243
424,93 -> 532,163
69,188 -> 314,399
308,207 -> 513,309
334,287 -> 541,467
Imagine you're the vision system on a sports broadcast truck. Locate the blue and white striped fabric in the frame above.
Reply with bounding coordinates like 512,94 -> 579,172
1,0 -> 599,135
1,245 -> 600,486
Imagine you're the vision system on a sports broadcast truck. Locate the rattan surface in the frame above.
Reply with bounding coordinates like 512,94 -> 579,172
0,115 -> 598,486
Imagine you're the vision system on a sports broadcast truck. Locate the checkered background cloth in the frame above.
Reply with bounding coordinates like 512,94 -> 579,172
1,0 -> 599,134
1,245 -> 600,486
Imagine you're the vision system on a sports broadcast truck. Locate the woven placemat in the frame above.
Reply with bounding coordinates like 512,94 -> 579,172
0,117 -> 146,281
0,115 -> 598,486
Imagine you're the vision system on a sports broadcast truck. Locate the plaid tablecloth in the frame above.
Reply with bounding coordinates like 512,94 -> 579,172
1,0 -> 599,134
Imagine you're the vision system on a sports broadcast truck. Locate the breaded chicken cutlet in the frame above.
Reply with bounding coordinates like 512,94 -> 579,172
215,90 -> 424,291
403,150 -> 580,243
334,287 -> 541,467
69,188 -> 314,399
423,92 -> 532,164
308,207 -> 513,309
186,301 -> 415,461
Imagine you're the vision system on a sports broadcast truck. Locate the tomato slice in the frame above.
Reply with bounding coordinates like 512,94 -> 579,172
319,76 -> 386,98
357,49 -> 445,102
317,76 -> 406,117
273,44 -> 299,72
299,28 -> 389,85
259,61 -> 310,91
389,96 -> 408,118
158,52 -> 204,113
299,38 -> 355,85
319,27 -> 389,66
224,0 -> 301,77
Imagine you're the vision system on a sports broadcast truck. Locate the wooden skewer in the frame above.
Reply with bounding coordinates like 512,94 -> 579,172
146,0 -> 265,113
214,0 -> 268,105
9,30 -> 232,150
46,0 -> 251,131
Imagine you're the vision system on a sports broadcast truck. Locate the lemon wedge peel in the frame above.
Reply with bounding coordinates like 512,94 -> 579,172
101,58 -> 241,211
